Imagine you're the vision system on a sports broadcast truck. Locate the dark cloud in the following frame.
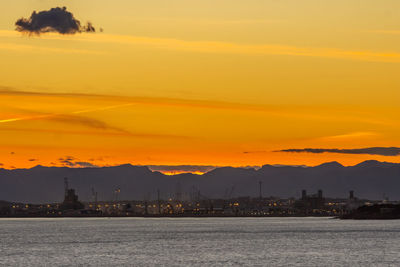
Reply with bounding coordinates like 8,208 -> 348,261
59,160 -> 75,167
58,156 -> 98,168
15,7 -> 97,35
276,147 -> 400,157
49,114 -> 125,132
59,156 -> 75,161
28,159 -> 37,162
243,151 -> 267,154
58,156 -> 75,166
74,161 -> 98,168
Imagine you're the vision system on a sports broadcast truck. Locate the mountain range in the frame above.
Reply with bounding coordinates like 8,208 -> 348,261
0,160 -> 399,203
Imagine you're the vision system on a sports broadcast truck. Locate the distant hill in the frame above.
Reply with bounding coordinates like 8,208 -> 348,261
0,160 -> 399,203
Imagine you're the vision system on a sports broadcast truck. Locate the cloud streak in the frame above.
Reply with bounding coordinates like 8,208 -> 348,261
277,147 -> 400,156
0,102 -> 132,133
70,33 -> 400,63
0,42 -> 104,55
47,114 -> 127,132
2,29 -> 400,62
0,103 -> 134,128
0,93 -> 189,139
0,88 -> 396,128
15,7 -> 96,35
318,132 -> 379,141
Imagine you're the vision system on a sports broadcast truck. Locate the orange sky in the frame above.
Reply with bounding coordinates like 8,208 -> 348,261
0,1 -> 399,170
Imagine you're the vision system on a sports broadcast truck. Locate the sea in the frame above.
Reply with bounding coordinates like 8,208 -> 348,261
0,217 -> 399,266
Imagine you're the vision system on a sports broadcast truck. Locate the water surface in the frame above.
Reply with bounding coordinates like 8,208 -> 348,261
0,217 -> 399,266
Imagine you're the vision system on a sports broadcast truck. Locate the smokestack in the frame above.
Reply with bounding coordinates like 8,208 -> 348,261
302,190 -> 307,200
64,177 -> 69,197
157,189 -> 161,214
349,190 -> 354,199
318,190 -> 323,199
259,181 -> 262,200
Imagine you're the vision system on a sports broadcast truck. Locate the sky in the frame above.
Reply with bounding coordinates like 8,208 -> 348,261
0,0 -> 400,172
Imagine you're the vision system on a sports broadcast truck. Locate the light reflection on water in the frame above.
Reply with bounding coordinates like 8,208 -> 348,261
0,217 -> 399,266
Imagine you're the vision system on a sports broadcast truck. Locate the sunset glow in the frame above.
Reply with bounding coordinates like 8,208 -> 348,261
1,1 -> 399,170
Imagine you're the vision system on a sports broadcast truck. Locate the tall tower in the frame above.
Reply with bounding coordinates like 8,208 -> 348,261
259,181 -> 262,200
64,177 -> 69,198
157,189 -> 161,214
302,190 -> 307,200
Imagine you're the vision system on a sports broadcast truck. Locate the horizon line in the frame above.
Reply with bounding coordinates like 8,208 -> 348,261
1,159 -> 397,174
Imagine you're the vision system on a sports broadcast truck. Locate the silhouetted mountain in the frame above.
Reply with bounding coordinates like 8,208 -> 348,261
352,160 -> 397,169
314,161 -> 344,169
0,161 -> 399,203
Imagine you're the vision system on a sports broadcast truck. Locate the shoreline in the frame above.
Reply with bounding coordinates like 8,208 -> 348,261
0,214 -> 335,219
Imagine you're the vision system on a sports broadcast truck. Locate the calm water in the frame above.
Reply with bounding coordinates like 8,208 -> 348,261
0,217 -> 399,266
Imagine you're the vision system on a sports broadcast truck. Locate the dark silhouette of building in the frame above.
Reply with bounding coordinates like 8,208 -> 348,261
302,190 -> 307,200
60,178 -> 84,210
296,189 -> 325,213
346,190 -> 363,211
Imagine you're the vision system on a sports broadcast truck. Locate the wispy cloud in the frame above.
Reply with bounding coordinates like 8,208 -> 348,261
0,112 -> 188,139
2,30 -> 400,62
1,88 -> 397,128
0,87 -> 103,97
276,147 -> 400,156
318,132 -> 379,141
0,113 -> 50,124
129,17 -> 284,25
47,114 -> 127,132
55,33 -> 400,63
0,103 -> 133,129
0,42 -> 104,55
0,89 -> 189,139
0,126 -> 187,139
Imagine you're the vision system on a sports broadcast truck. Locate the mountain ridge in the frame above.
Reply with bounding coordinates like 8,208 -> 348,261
0,160 -> 399,203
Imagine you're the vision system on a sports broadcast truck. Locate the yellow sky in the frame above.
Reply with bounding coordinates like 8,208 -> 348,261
0,0 -> 399,169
